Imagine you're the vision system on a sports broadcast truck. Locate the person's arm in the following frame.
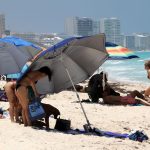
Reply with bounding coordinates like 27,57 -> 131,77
26,77 -> 39,97
30,81 -> 39,97
137,98 -> 150,106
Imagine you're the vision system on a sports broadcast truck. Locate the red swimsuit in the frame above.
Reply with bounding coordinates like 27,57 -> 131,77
121,94 -> 136,104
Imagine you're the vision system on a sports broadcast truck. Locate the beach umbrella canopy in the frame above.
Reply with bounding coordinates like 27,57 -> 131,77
0,36 -> 42,59
0,36 -> 44,78
19,34 -> 109,94
105,42 -> 139,60
0,42 -> 30,75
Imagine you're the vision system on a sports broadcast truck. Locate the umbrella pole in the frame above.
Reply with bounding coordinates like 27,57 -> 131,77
64,67 -> 92,131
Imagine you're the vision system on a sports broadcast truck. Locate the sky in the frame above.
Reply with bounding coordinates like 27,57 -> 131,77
0,0 -> 150,34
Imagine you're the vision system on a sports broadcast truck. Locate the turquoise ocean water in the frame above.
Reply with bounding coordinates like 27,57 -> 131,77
101,51 -> 150,85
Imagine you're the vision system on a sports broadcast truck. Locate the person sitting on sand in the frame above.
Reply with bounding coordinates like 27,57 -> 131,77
15,66 -> 52,126
4,81 -> 20,122
144,60 -> 150,98
102,90 -> 150,106
87,72 -> 120,103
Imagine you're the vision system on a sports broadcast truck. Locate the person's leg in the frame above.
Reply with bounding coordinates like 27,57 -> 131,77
130,90 -> 145,99
137,99 -> 150,106
22,109 -> 27,126
15,89 -> 27,126
16,86 -> 31,126
103,95 -> 123,105
5,86 -> 16,122
14,100 -> 20,122
9,102 -> 15,122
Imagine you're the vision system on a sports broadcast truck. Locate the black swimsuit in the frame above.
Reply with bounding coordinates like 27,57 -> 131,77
15,80 -> 37,90
16,84 -> 21,90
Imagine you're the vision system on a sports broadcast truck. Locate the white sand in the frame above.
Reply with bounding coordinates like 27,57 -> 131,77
0,81 -> 150,150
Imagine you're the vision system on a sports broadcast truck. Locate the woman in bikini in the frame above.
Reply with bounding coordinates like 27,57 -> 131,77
102,90 -> 150,106
144,60 -> 150,98
15,66 -> 52,126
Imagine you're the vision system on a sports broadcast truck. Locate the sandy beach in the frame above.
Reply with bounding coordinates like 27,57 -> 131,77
0,81 -> 150,150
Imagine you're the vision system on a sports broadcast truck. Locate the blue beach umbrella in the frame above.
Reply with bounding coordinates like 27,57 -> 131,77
0,36 -> 43,78
0,41 -> 30,75
0,36 -> 42,59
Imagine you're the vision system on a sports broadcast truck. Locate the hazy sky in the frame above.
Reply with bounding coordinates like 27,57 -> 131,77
0,0 -> 149,34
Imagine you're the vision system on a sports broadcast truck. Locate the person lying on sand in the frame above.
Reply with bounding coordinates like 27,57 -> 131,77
102,90 -> 150,106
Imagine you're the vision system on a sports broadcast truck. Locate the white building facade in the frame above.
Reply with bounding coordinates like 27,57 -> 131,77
65,17 -> 99,36
0,14 -> 5,37
100,18 -> 121,45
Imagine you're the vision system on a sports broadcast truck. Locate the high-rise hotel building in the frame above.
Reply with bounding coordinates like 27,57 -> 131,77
65,17 -> 99,36
0,14 -> 5,37
100,18 -> 121,45
124,35 -> 135,49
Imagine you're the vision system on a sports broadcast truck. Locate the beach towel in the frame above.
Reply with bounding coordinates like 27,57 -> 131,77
93,128 -> 128,138
67,128 -> 148,142
130,103 -> 143,106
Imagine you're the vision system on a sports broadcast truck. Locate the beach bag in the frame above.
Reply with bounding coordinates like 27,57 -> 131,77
128,130 -> 149,142
54,117 -> 71,131
27,86 -> 45,121
28,97 -> 45,121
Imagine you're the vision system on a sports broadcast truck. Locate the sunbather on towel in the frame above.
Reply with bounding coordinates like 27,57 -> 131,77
102,90 -> 150,106
4,81 -> 20,122
15,66 -> 52,126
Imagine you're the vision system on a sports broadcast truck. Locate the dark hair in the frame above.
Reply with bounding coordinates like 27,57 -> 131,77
38,66 -> 52,81
100,71 -> 108,82
145,60 -> 150,68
